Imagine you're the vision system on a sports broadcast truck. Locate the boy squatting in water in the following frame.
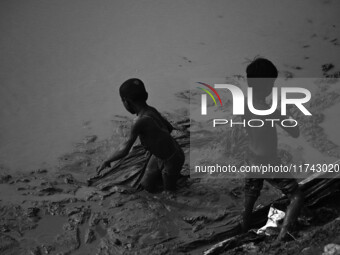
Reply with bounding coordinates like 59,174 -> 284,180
97,78 -> 185,193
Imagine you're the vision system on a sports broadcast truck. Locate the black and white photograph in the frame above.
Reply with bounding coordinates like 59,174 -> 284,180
0,0 -> 340,254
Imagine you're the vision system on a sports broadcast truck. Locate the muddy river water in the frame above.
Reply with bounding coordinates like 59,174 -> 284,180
1,0 -> 340,173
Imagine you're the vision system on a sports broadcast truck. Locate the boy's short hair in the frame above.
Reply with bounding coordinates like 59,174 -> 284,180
246,58 -> 278,90
119,78 -> 148,101
246,58 -> 278,79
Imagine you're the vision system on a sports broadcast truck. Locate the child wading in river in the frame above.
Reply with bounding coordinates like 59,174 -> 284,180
97,78 -> 185,193
241,58 -> 304,240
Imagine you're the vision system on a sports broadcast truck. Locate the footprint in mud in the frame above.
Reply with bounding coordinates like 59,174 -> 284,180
82,120 -> 91,128
307,19 -> 313,24
83,135 -> 97,145
330,38 -> 339,46
281,70 -> 294,79
284,64 -> 303,70
322,63 -> 335,73
182,56 -> 192,63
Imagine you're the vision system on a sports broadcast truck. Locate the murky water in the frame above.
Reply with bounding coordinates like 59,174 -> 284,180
1,0 -> 340,172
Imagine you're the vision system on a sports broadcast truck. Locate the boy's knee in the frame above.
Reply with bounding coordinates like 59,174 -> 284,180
140,174 -> 161,193
244,178 -> 263,198
140,182 -> 158,193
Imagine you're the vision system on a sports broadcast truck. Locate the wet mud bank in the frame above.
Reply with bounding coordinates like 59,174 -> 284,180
1,70 -> 340,255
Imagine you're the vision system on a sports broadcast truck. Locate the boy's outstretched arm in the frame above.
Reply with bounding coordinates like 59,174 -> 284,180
97,119 -> 141,173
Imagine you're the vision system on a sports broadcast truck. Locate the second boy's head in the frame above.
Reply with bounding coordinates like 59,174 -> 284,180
119,78 -> 148,114
246,58 -> 278,99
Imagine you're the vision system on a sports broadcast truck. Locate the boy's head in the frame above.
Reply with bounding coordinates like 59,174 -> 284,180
119,78 -> 148,114
246,58 -> 278,98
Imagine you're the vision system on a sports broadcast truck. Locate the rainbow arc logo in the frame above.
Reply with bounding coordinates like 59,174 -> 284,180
197,82 -> 223,106
197,82 -> 223,115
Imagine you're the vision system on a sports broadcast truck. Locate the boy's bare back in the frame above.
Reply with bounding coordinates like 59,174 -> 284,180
134,106 -> 179,160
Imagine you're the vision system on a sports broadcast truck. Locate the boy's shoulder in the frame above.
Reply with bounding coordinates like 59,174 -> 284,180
131,115 -> 148,132
133,114 -> 155,129
146,106 -> 162,116
133,115 -> 149,124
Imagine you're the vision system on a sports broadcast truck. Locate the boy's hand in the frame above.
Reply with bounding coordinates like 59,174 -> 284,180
96,160 -> 111,174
